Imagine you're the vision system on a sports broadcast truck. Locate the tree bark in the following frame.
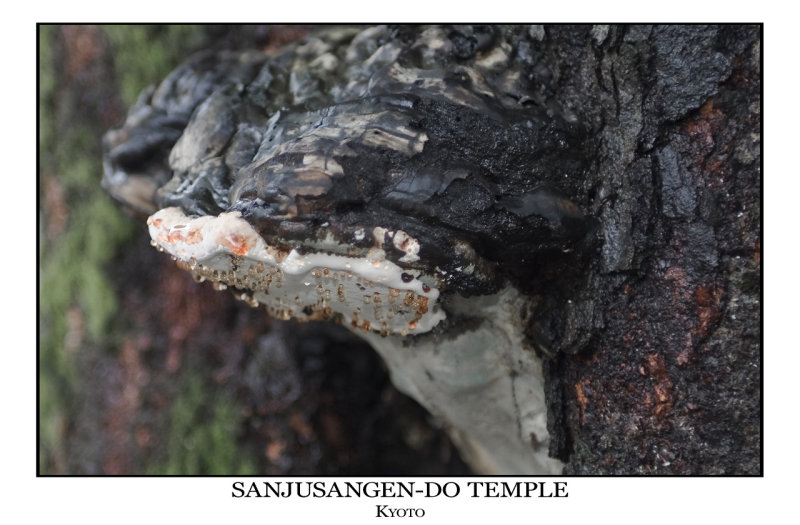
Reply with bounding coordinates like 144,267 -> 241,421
537,25 -> 761,474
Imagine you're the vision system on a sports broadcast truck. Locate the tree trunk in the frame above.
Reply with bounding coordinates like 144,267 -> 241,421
537,25 -> 761,474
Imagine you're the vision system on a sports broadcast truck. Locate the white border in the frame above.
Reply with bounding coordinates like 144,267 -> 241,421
13,5 -> 790,523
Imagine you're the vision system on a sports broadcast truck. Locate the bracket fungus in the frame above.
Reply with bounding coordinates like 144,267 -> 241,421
103,25 -> 597,474
147,207 -> 443,336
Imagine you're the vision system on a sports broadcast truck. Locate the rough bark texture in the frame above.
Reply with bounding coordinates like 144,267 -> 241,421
536,25 -> 762,474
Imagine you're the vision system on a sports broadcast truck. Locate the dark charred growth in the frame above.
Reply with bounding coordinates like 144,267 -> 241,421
103,24 -> 599,332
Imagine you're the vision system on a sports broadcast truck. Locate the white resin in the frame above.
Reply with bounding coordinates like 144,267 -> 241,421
148,207 -> 445,336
